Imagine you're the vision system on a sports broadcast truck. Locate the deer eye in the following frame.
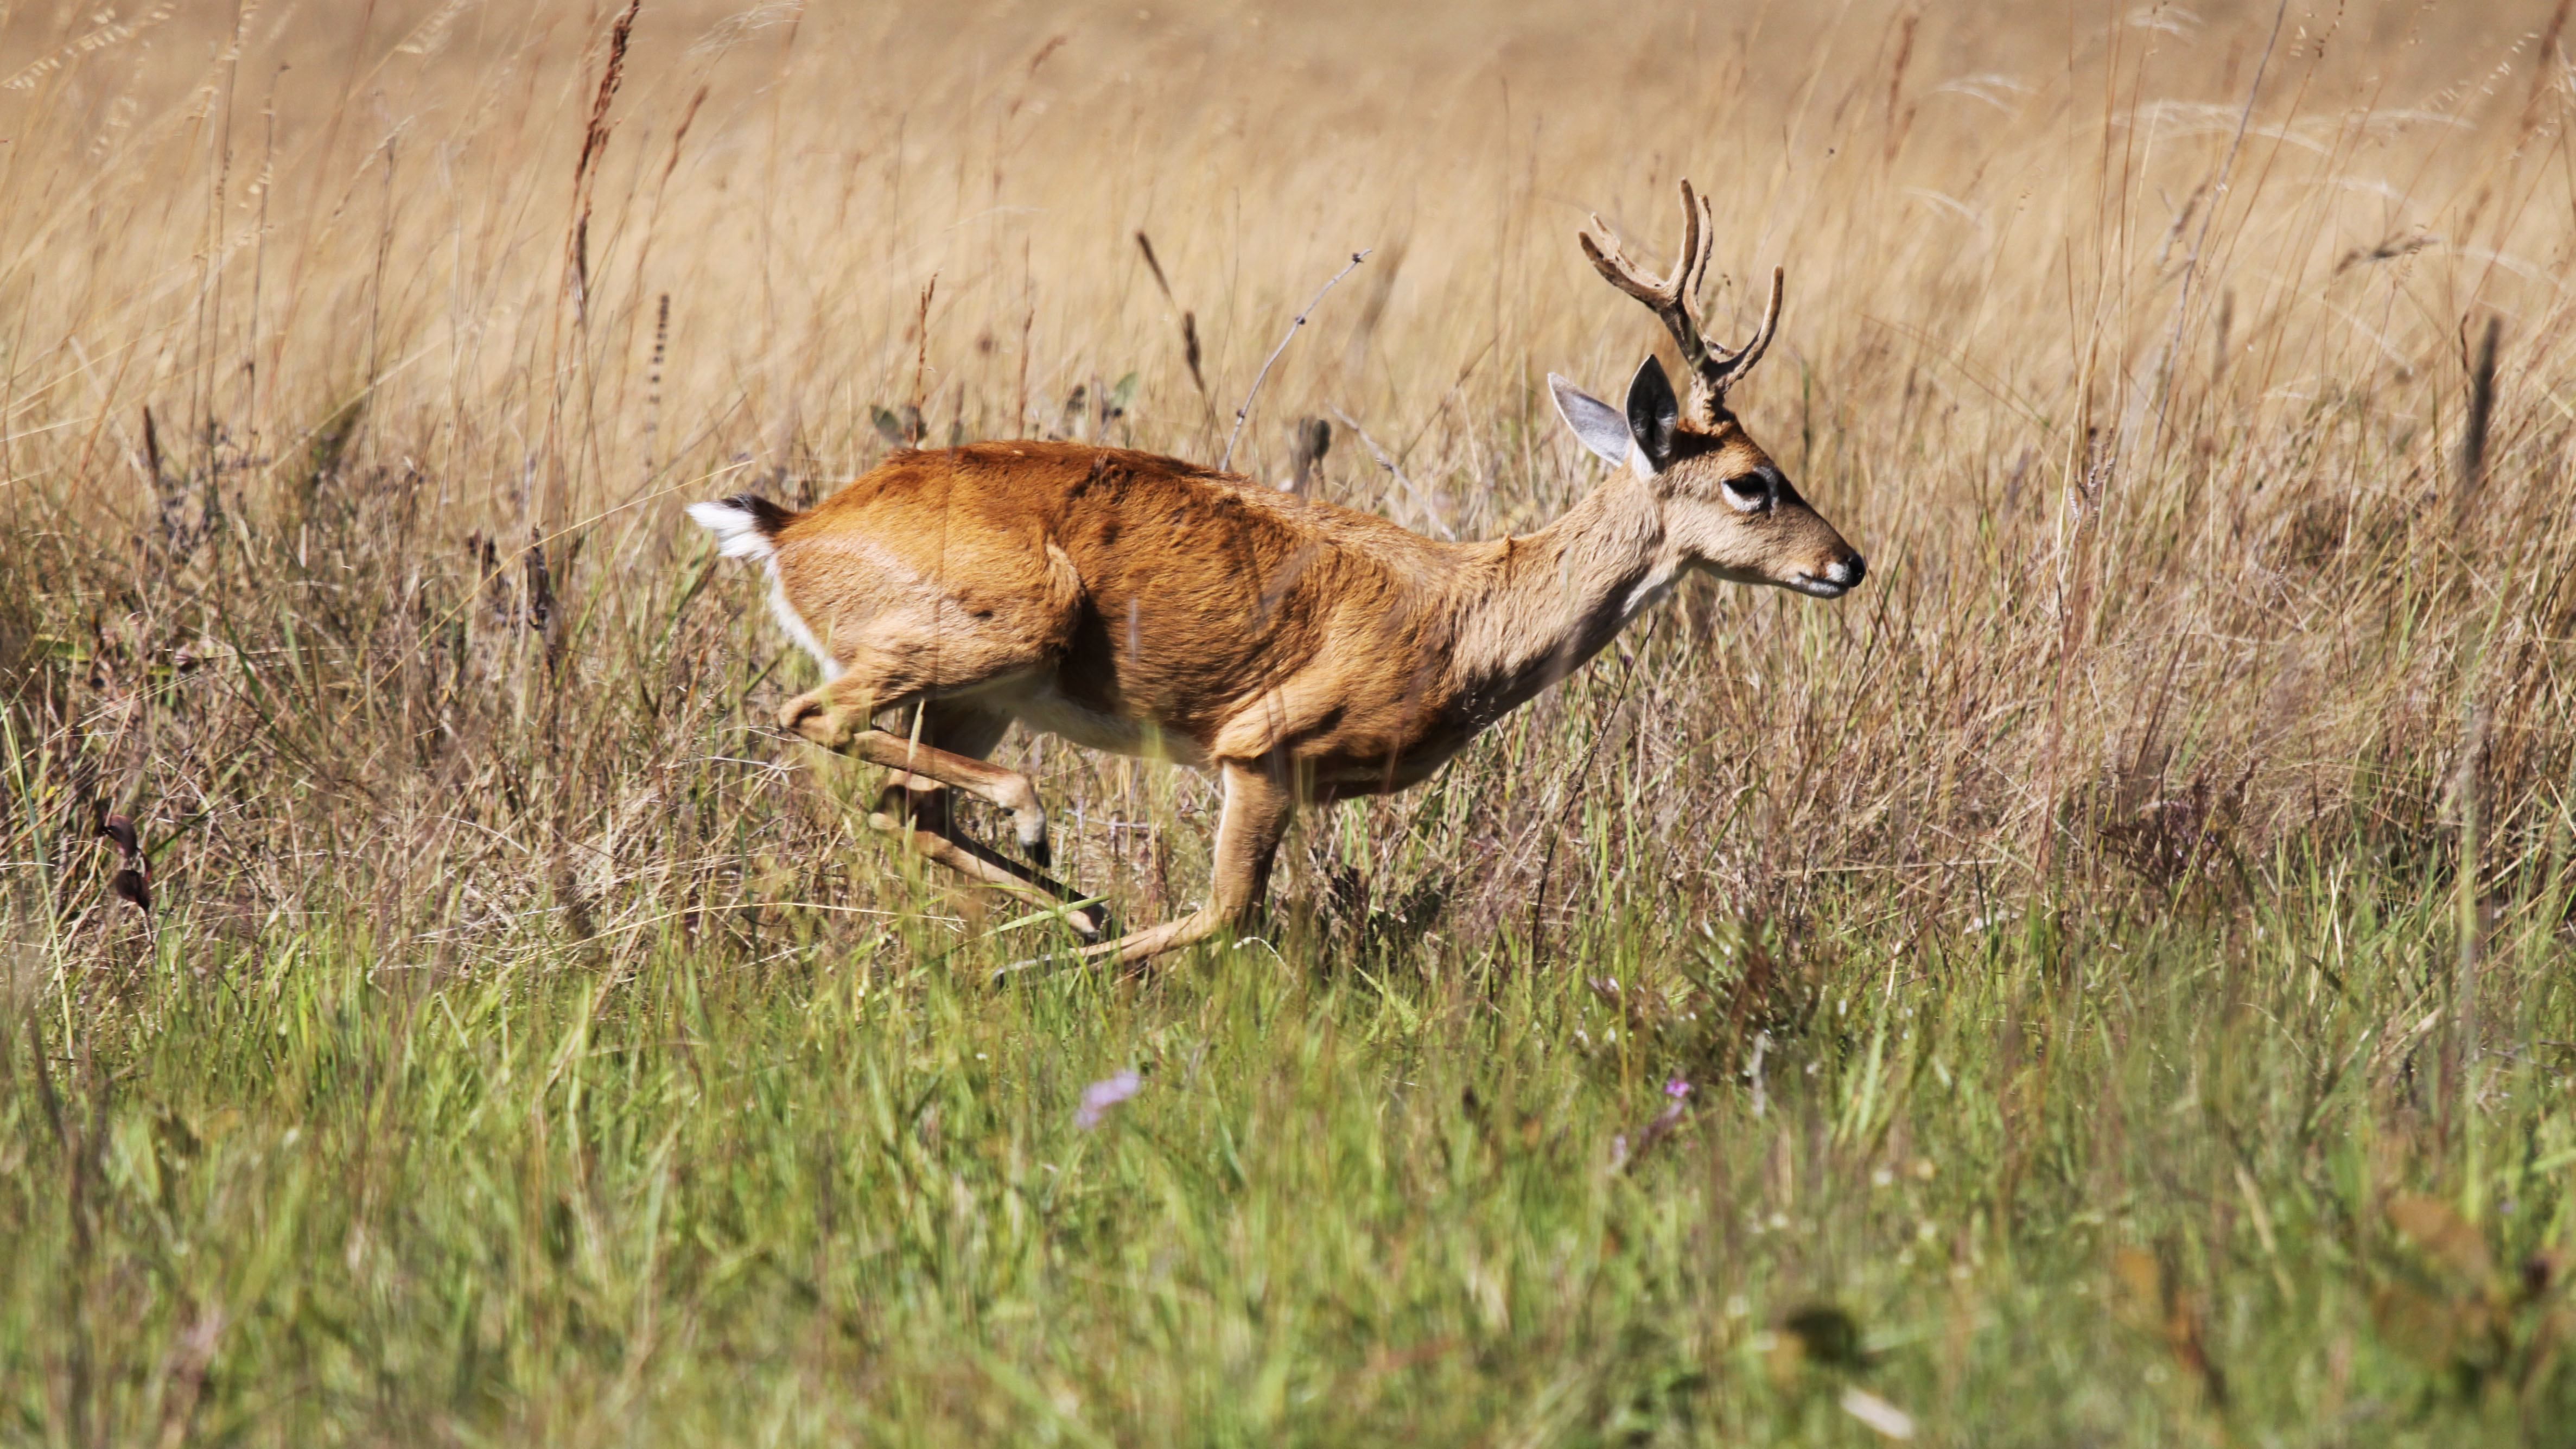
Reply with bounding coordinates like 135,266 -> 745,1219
1720,471 -> 1772,512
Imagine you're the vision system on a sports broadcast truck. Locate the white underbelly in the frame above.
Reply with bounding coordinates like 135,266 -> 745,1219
1003,687 -> 1209,766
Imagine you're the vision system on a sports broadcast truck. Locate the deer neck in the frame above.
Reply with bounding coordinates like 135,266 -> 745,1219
1445,473 -> 1678,723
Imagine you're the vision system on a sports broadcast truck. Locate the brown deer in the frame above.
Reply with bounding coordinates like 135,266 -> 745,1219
688,181 -> 1863,969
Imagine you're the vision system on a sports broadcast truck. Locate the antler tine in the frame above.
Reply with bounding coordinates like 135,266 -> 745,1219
1707,266 -> 1786,391
1681,188 -> 1717,319
1580,186 -> 1712,373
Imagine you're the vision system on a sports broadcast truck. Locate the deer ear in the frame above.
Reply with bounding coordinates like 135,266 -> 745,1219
1625,355 -> 1681,474
1548,373 -> 1630,467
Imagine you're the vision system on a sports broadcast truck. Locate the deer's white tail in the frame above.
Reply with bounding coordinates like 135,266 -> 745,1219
689,492 -> 841,680
687,494 -> 791,561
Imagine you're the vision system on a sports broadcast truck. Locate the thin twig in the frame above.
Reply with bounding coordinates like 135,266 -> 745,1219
1222,250 -> 1369,471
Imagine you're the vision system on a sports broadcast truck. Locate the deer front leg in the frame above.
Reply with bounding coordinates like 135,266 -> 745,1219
1000,762 -> 1293,978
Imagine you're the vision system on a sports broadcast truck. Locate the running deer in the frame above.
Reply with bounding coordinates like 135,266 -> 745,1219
689,181 -> 1863,969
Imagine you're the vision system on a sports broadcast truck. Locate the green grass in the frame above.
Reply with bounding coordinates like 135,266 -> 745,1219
7,815 -> 2574,1444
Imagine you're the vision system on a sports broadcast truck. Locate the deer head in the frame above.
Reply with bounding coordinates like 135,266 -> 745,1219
1550,181 -> 1865,599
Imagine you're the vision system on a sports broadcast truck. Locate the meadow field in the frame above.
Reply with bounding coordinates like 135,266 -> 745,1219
4,0 -> 2575,1441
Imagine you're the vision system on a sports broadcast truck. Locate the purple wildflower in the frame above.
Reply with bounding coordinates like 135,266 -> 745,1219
1074,1070 -> 1142,1129
1617,1078 -> 1697,1174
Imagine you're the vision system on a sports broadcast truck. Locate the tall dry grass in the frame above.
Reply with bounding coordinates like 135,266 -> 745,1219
4,1 -> 2571,961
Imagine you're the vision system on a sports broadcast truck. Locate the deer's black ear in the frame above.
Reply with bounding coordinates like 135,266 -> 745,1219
1625,356 -> 1681,474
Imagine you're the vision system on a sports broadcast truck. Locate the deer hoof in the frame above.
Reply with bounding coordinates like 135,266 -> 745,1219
1069,904 -> 1105,941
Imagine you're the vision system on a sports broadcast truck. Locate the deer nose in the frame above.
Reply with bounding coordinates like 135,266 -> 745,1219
1826,552 -> 1866,589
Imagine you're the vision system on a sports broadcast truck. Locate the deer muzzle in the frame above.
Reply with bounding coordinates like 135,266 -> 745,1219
1787,550 -> 1867,598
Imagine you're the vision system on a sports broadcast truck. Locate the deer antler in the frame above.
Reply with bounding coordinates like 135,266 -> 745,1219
1580,180 -> 1784,421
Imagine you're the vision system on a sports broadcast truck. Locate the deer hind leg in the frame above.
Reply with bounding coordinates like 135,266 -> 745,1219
1003,762 -> 1292,977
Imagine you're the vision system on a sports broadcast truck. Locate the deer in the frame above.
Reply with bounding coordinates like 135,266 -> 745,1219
687,181 -> 1864,971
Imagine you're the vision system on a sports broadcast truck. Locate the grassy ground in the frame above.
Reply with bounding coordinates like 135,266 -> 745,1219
4,1 -> 2576,1442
